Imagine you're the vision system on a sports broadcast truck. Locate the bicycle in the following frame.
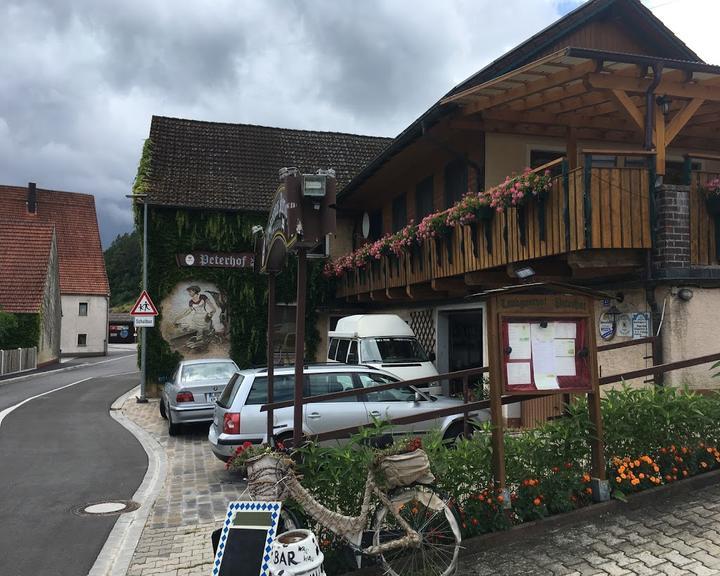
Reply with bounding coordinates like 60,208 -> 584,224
246,448 -> 462,576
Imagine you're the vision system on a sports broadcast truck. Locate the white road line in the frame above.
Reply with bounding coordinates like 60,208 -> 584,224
0,377 -> 92,429
0,354 -> 135,385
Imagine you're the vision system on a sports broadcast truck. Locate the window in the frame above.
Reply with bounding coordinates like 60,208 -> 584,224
530,149 -> 564,177
307,373 -> 357,402
444,160 -> 468,208
347,341 -> 359,364
368,210 -> 383,241
336,339 -> 350,362
666,160 -> 701,185
328,338 -> 339,360
217,374 -> 244,408
415,176 -> 434,220
180,362 -> 236,383
392,194 -> 407,232
357,372 -> 410,402
360,337 -> 429,363
78,302 -> 88,316
245,374 -> 295,405
77,334 -> 87,347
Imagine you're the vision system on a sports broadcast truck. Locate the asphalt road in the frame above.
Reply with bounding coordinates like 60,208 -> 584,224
0,347 -> 147,576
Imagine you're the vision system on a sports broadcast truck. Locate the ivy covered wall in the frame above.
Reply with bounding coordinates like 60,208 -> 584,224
139,205 -> 332,388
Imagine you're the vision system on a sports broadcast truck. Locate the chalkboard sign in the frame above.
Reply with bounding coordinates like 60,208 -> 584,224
211,501 -> 282,576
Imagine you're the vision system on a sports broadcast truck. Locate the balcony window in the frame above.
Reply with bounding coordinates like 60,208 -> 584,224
444,160 -> 467,208
392,193 -> 407,232
77,334 -> 87,347
79,302 -> 88,316
530,149 -> 564,176
368,210 -> 382,241
415,176 -> 434,221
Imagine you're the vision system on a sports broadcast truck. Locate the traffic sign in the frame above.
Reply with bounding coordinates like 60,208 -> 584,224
134,316 -> 155,327
130,290 -> 159,316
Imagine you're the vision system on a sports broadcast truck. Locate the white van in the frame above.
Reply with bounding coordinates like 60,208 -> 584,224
328,314 -> 441,394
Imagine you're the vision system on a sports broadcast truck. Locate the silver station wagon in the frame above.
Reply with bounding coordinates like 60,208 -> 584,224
160,358 -> 239,436
208,363 -> 489,461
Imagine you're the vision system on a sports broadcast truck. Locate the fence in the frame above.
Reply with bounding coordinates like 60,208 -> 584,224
261,344 -> 720,444
0,347 -> 37,376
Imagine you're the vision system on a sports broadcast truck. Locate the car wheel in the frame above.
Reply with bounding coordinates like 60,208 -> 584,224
159,399 -> 167,420
168,410 -> 181,436
442,422 -> 466,447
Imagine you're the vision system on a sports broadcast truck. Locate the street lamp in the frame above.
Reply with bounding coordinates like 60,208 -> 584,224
126,192 -> 149,403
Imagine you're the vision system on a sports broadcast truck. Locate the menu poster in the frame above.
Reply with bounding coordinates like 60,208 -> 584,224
507,362 -> 532,385
508,323 -> 531,359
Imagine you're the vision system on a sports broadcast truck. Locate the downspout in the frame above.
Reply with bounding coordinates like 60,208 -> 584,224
644,62 -> 664,385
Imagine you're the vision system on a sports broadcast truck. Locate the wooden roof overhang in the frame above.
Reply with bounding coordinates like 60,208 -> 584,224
441,47 -> 720,172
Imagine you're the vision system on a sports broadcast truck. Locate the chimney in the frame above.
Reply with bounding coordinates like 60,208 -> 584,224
27,182 -> 37,214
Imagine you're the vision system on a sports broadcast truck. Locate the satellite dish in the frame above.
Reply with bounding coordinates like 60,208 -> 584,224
361,212 -> 370,239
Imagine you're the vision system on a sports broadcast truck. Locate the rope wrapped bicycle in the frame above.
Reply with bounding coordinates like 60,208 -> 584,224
246,448 -> 461,576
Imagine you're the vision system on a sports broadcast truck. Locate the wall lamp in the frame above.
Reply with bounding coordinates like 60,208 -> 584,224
674,287 -> 694,302
656,95 -> 672,116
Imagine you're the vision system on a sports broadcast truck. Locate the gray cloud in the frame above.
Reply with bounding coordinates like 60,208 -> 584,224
0,0 -> 582,247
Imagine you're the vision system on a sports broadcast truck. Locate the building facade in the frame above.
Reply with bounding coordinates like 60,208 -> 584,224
0,184 -> 110,356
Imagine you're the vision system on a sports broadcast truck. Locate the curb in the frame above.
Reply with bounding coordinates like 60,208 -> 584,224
88,386 -> 168,576
343,467 -> 720,575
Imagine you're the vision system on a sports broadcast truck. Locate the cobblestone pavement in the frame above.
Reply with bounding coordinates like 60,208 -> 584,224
123,398 -> 247,576
459,481 -> 720,576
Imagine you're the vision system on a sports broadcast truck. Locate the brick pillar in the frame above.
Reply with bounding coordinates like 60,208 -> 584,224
653,184 -> 691,271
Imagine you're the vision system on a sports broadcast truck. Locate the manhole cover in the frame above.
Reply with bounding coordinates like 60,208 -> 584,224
72,500 -> 140,517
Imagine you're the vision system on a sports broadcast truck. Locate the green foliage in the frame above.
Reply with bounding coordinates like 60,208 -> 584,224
287,386 -> 720,548
141,205 -> 332,382
133,138 -> 153,195
0,312 -> 39,349
104,231 -> 142,308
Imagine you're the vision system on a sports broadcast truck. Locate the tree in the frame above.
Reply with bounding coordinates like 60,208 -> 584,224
104,231 -> 142,309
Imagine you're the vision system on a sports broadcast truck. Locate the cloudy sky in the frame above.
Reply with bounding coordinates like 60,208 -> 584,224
1,0 -> 718,247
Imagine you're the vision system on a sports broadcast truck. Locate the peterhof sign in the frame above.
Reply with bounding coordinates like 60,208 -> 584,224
176,252 -> 254,269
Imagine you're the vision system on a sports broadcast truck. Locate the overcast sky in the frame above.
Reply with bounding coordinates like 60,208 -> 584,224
1,0 -> 718,247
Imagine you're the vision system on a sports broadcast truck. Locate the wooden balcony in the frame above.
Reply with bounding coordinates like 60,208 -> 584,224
337,165 -> 652,300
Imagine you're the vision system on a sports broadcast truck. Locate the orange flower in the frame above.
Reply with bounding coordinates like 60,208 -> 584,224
533,498 -> 541,506
616,477 -> 622,483
585,487 -> 592,495
582,473 -> 591,483
639,473 -> 645,479
497,495 -> 505,504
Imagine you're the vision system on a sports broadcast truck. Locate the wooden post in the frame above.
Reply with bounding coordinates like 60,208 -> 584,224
586,295 -> 607,500
293,249 -> 308,448
583,154 -> 592,249
655,102 -> 666,177
266,273 -> 276,446
487,297 -> 506,489
566,127 -> 578,169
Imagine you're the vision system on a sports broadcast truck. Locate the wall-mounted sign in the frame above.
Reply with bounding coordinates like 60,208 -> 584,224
617,314 -> 632,337
598,312 -> 616,341
176,252 -> 254,269
632,312 -> 651,339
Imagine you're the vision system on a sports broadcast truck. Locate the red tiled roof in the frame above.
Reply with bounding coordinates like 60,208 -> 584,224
0,221 -> 55,313
0,186 -> 110,296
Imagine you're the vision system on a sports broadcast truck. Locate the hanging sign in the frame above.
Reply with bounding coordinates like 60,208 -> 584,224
211,501 -> 282,576
130,290 -> 159,316
631,312 -> 651,339
176,252 -> 254,269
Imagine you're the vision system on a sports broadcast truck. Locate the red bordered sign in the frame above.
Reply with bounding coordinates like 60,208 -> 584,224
130,290 -> 159,316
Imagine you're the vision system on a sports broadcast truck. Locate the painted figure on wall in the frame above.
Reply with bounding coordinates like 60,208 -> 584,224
160,282 -> 229,358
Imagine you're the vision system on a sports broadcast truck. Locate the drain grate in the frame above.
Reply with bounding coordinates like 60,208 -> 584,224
72,500 -> 140,517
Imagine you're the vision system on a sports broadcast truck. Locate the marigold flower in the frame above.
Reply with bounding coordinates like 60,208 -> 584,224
533,498 -> 541,506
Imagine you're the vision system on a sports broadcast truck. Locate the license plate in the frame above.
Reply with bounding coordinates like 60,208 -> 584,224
207,393 -> 218,403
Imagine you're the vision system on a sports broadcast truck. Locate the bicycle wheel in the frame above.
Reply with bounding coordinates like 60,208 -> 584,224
371,485 -> 461,576
278,505 -> 304,532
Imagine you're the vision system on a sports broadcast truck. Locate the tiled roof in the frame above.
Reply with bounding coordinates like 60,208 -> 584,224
146,116 -> 392,211
0,186 -> 110,296
0,221 -> 55,313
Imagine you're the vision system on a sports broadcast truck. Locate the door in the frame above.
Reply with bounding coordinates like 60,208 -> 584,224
448,312 -> 484,395
358,372 -> 439,436
304,372 -> 367,436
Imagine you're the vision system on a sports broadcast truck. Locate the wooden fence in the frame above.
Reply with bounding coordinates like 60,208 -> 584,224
0,347 -> 37,376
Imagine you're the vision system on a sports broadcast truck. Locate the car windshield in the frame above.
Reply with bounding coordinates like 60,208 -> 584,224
360,337 -> 429,363
180,362 -> 236,383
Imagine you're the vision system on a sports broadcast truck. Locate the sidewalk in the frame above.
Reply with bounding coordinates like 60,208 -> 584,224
121,398 -> 247,576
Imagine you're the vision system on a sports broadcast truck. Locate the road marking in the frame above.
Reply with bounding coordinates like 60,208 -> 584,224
0,354 -> 135,385
0,377 -> 92,429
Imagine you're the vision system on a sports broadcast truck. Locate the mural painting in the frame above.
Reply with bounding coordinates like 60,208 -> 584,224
160,281 -> 229,358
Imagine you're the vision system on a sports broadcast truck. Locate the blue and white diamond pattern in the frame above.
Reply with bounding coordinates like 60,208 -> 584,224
211,501 -> 282,576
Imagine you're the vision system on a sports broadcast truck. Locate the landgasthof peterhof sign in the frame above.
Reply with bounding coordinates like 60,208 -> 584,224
176,252 -> 254,269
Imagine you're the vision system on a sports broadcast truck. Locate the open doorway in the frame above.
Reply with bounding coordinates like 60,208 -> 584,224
447,311 -> 484,395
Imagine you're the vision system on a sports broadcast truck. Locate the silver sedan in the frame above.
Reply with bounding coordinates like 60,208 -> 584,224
160,358 -> 238,436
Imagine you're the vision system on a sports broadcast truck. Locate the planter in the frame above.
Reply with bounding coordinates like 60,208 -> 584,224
247,453 -> 289,501
269,530 -> 326,576
476,205 -> 495,222
377,449 -> 435,490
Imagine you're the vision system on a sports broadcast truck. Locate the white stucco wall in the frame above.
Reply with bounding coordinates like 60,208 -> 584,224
60,294 -> 108,356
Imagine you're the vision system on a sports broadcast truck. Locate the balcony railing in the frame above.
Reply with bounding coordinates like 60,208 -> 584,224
689,170 -> 720,266
337,164 -> 652,299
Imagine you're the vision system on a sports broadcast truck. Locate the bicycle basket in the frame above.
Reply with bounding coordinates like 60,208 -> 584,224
246,453 -> 289,501
377,449 -> 435,489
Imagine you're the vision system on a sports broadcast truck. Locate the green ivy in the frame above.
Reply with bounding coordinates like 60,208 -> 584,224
137,205 -> 332,384
0,312 -> 39,349
133,139 -> 153,195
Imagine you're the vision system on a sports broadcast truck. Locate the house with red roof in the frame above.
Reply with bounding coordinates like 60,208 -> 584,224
0,220 -> 61,365
0,183 -> 110,356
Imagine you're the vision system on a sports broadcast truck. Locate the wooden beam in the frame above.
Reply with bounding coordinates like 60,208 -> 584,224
498,82 -> 588,113
656,102 -> 666,176
406,284 -> 446,300
666,98 -> 705,144
385,287 -> 407,300
537,91 -> 609,115
610,89 -> 645,131
462,60 -> 597,115
567,250 -> 645,270
463,270 -> 512,287
588,73 -> 720,103
431,278 -> 467,292
370,289 -> 388,301
482,108 -> 639,133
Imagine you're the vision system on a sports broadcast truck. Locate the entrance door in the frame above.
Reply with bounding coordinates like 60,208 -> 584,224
448,312 -> 483,395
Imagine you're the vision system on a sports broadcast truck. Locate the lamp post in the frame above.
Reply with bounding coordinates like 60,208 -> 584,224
127,192 -> 149,403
